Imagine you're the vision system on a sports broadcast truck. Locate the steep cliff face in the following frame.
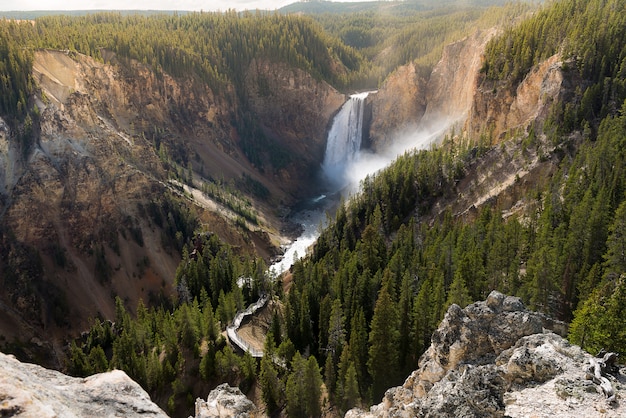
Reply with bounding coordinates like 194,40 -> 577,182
245,58 -> 345,180
468,53 -> 574,141
368,27 -> 574,151
0,51 -> 184,356
348,292 -> 626,418
368,62 -> 427,149
422,28 -> 497,128
368,29 -> 496,150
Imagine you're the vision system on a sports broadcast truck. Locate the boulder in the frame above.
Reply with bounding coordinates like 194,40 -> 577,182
193,383 -> 259,418
0,351 -> 167,417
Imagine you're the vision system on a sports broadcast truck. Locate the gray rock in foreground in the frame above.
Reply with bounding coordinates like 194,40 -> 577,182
0,351 -> 168,418
193,383 -> 259,418
347,290 -> 626,418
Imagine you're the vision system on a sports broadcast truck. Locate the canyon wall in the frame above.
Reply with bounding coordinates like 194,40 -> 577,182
368,29 -> 496,150
0,49 -> 343,362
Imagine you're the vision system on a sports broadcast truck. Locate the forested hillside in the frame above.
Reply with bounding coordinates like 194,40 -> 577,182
2,0 -> 626,417
282,0 -> 626,409
290,0 -> 533,86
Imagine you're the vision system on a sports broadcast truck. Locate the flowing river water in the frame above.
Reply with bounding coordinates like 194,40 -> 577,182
269,92 -> 372,276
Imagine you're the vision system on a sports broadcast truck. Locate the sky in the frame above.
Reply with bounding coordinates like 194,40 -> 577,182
0,0 -> 319,12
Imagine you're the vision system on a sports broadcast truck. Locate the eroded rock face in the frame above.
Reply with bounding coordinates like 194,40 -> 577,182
0,351 -> 168,418
0,49 -> 339,359
368,29 -> 496,150
368,62 -> 427,150
194,383 -> 260,418
468,54 -> 577,142
347,291 -> 625,418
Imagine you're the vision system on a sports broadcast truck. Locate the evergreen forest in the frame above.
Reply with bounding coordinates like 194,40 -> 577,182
1,0 -> 626,416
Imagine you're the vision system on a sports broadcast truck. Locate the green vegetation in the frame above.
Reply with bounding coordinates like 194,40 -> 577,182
6,12 -> 362,92
482,0 -> 626,126
274,0 -> 626,408
0,11 -> 364,172
0,22 -> 34,127
297,1 -> 534,87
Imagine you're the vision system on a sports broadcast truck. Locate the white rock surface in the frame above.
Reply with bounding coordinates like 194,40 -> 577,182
193,383 -> 259,418
0,351 -> 168,418
347,291 -> 626,418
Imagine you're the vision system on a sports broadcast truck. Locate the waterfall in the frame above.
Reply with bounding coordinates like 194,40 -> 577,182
322,92 -> 370,188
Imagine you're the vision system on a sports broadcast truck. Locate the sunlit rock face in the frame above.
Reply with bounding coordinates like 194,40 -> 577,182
347,291 -> 626,418
0,351 -> 168,418
469,52 -> 575,143
368,29 -> 496,151
194,383 -> 259,418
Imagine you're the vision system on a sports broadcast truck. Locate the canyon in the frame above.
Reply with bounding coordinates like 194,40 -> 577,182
0,10 -> 599,417
1,21 -> 572,361
0,47 -> 345,364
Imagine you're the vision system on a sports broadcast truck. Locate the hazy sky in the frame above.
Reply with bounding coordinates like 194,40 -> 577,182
0,0 -> 313,12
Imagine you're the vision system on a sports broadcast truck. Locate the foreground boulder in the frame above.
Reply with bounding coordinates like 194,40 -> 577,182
0,351 -> 167,417
347,291 -> 625,418
193,383 -> 259,418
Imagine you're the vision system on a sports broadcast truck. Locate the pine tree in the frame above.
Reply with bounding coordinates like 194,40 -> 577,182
349,307 -> 369,396
445,269 -> 473,309
398,270 -> 415,374
68,341 -> 92,376
367,279 -> 400,402
343,362 -> 361,412
199,341 -> 216,381
285,352 -> 307,417
304,356 -> 323,417
605,200 -> 626,274
259,354 -> 283,413
88,345 -> 109,374
327,298 -> 346,362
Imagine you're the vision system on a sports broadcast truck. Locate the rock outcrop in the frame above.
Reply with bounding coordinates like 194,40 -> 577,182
347,291 -> 625,418
0,351 -> 168,418
468,53 -> 577,142
193,383 -> 259,418
368,29 -> 496,150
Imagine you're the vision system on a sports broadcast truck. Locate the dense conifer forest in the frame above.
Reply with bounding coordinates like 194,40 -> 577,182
1,0 -> 626,416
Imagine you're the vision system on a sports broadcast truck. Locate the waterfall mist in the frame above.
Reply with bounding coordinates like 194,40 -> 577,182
321,92 -> 370,190
344,119 -> 453,188
271,96 -> 453,276
321,91 -> 453,193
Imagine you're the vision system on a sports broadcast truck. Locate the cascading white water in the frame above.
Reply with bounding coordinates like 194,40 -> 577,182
268,94 -> 370,277
321,92 -> 370,188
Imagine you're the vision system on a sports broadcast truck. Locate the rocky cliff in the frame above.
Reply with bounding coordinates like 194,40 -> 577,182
468,53 -> 575,142
347,291 -> 625,418
368,29 -> 496,150
368,26 -> 575,151
245,58 -> 345,172
0,350 -> 262,418
0,351 -> 168,417
194,383 -> 260,418
2,293 -> 623,418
